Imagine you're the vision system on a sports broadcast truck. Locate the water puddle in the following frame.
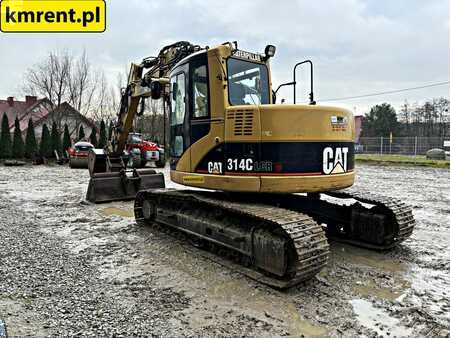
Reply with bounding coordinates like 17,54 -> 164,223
285,303 -> 328,337
353,279 -> 409,302
331,243 -> 407,273
101,207 -> 134,218
207,281 -> 328,337
351,299 -> 413,337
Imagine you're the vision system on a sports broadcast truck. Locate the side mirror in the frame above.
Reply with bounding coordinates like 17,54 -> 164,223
172,82 -> 178,101
150,81 -> 163,100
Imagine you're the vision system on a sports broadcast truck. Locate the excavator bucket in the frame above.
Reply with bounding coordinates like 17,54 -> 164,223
86,169 -> 165,203
85,149 -> 165,203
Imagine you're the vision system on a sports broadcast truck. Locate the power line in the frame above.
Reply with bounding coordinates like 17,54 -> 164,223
320,81 -> 450,102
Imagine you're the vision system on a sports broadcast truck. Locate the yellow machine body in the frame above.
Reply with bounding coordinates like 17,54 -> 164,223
168,44 -> 355,193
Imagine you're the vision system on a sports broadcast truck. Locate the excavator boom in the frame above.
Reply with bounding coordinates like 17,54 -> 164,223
86,42 -> 201,203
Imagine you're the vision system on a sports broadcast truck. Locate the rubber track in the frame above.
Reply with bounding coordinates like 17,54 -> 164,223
135,190 -> 329,288
325,186 -> 416,249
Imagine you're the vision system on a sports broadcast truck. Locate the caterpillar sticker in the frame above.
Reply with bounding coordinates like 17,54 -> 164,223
323,147 -> 349,175
183,176 -> 205,184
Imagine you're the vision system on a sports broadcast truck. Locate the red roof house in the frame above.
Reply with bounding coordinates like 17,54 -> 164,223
0,96 -> 52,132
0,96 -> 96,142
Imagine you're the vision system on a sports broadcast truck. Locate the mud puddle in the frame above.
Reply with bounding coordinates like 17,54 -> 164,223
101,207 -> 134,218
351,298 -> 413,336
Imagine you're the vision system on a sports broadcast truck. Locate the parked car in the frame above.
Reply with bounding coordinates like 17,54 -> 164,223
126,133 -> 165,168
68,141 -> 94,168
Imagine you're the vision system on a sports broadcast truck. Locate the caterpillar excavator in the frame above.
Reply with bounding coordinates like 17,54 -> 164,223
87,41 -> 415,288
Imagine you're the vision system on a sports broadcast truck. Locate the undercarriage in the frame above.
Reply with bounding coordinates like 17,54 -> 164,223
134,187 -> 415,288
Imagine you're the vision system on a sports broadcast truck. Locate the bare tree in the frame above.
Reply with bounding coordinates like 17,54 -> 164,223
434,97 -> 450,137
91,70 -> 117,125
23,51 -> 171,142
23,50 -> 72,108
67,50 -> 100,120
399,100 -> 411,136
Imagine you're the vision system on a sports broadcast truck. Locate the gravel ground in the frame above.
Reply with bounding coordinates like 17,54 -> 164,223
0,163 -> 449,337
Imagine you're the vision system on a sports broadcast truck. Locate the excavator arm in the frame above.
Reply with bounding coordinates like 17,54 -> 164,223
109,41 -> 201,157
86,41 -> 201,203
110,63 -> 145,156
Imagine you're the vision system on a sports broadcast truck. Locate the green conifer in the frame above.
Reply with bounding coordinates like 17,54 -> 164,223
40,124 -> 52,158
0,113 -> 12,159
50,122 -> 61,157
62,124 -> 72,154
25,118 -> 38,159
89,128 -> 98,147
98,120 -> 107,148
12,117 -> 24,159
78,125 -> 85,141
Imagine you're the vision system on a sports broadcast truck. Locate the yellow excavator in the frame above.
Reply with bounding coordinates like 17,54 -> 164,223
87,41 -> 415,288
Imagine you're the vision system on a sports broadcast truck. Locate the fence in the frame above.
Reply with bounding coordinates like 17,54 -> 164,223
356,137 -> 449,155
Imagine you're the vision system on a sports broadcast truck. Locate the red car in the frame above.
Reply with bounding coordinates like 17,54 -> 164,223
126,133 -> 165,168
68,141 -> 94,169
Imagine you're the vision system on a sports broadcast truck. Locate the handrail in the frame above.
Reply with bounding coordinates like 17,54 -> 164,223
293,60 -> 315,105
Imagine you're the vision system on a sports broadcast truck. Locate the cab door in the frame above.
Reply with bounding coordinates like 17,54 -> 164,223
189,54 -> 213,169
188,53 -> 225,175
169,64 -> 190,171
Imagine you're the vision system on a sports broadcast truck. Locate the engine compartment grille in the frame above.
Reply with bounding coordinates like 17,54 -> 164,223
227,109 -> 254,136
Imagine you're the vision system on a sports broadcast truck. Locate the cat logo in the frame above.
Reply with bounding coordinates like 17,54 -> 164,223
323,147 -> 349,175
208,161 -> 223,174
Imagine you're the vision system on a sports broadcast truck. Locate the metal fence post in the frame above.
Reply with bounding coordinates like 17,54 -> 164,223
380,136 -> 383,155
414,136 -> 418,163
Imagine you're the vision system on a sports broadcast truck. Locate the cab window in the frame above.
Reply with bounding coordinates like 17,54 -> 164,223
170,72 -> 186,157
227,58 -> 269,105
193,65 -> 209,118
170,73 -> 186,126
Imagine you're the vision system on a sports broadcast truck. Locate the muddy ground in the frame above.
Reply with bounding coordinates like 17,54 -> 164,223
0,163 -> 449,337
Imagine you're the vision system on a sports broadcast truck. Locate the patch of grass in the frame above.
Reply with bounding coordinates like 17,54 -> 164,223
356,154 -> 450,168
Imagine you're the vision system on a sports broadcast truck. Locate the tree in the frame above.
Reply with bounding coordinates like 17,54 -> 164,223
361,103 -> 399,137
399,101 -> 411,136
89,128 -> 98,147
434,98 -> 450,138
25,118 -> 38,159
0,113 -> 12,159
78,125 -> 85,141
12,117 -> 24,159
22,49 -> 116,133
98,120 -> 107,148
50,122 -> 61,157
108,121 -> 114,141
40,124 -> 52,158
91,71 -> 116,124
62,124 -> 72,154
68,50 -> 95,115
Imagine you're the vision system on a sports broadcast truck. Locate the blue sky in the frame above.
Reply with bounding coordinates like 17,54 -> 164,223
1,0 -> 450,115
